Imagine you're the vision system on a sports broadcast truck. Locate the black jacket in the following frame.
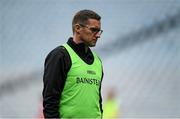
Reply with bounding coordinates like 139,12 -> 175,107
43,37 -> 103,118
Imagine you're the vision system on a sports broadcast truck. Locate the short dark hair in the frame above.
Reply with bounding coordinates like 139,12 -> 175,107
72,9 -> 101,33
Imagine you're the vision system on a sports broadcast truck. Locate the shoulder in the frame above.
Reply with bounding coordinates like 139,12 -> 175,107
47,46 -> 67,56
44,45 -> 72,73
49,45 -> 66,55
45,45 -> 69,62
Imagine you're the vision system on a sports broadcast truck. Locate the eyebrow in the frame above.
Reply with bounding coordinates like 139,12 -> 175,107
87,25 -> 101,29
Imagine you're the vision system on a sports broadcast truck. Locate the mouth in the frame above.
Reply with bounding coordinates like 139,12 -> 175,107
93,38 -> 97,41
92,39 -> 97,43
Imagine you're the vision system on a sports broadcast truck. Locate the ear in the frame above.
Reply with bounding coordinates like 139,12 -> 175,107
74,24 -> 81,34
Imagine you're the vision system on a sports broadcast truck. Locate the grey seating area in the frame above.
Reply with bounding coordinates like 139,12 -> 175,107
0,0 -> 180,118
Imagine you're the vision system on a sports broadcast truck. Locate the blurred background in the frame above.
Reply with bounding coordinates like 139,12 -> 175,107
0,0 -> 180,118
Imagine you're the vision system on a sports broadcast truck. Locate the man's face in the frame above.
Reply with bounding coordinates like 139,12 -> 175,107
79,19 -> 102,47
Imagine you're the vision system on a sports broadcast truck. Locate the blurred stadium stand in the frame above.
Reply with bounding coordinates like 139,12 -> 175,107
0,0 -> 180,118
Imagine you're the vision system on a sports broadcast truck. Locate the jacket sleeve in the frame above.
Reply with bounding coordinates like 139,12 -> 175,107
99,69 -> 104,115
97,56 -> 104,115
42,46 -> 70,118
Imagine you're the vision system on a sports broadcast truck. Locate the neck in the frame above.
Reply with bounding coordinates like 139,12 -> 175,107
73,35 -> 82,44
72,35 -> 89,53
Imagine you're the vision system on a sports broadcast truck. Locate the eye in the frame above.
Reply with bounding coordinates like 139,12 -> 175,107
90,28 -> 100,33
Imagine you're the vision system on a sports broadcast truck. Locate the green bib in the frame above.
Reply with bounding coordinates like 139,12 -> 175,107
59,43 -> 103,118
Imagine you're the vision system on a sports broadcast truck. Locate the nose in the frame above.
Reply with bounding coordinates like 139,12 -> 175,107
95,32 -> 101,38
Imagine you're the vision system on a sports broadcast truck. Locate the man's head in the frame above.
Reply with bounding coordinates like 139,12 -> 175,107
72,10 -> 103,47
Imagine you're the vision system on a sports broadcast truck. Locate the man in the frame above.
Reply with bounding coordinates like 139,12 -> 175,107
103,88 -> 120,118
43,9 -> 104,118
